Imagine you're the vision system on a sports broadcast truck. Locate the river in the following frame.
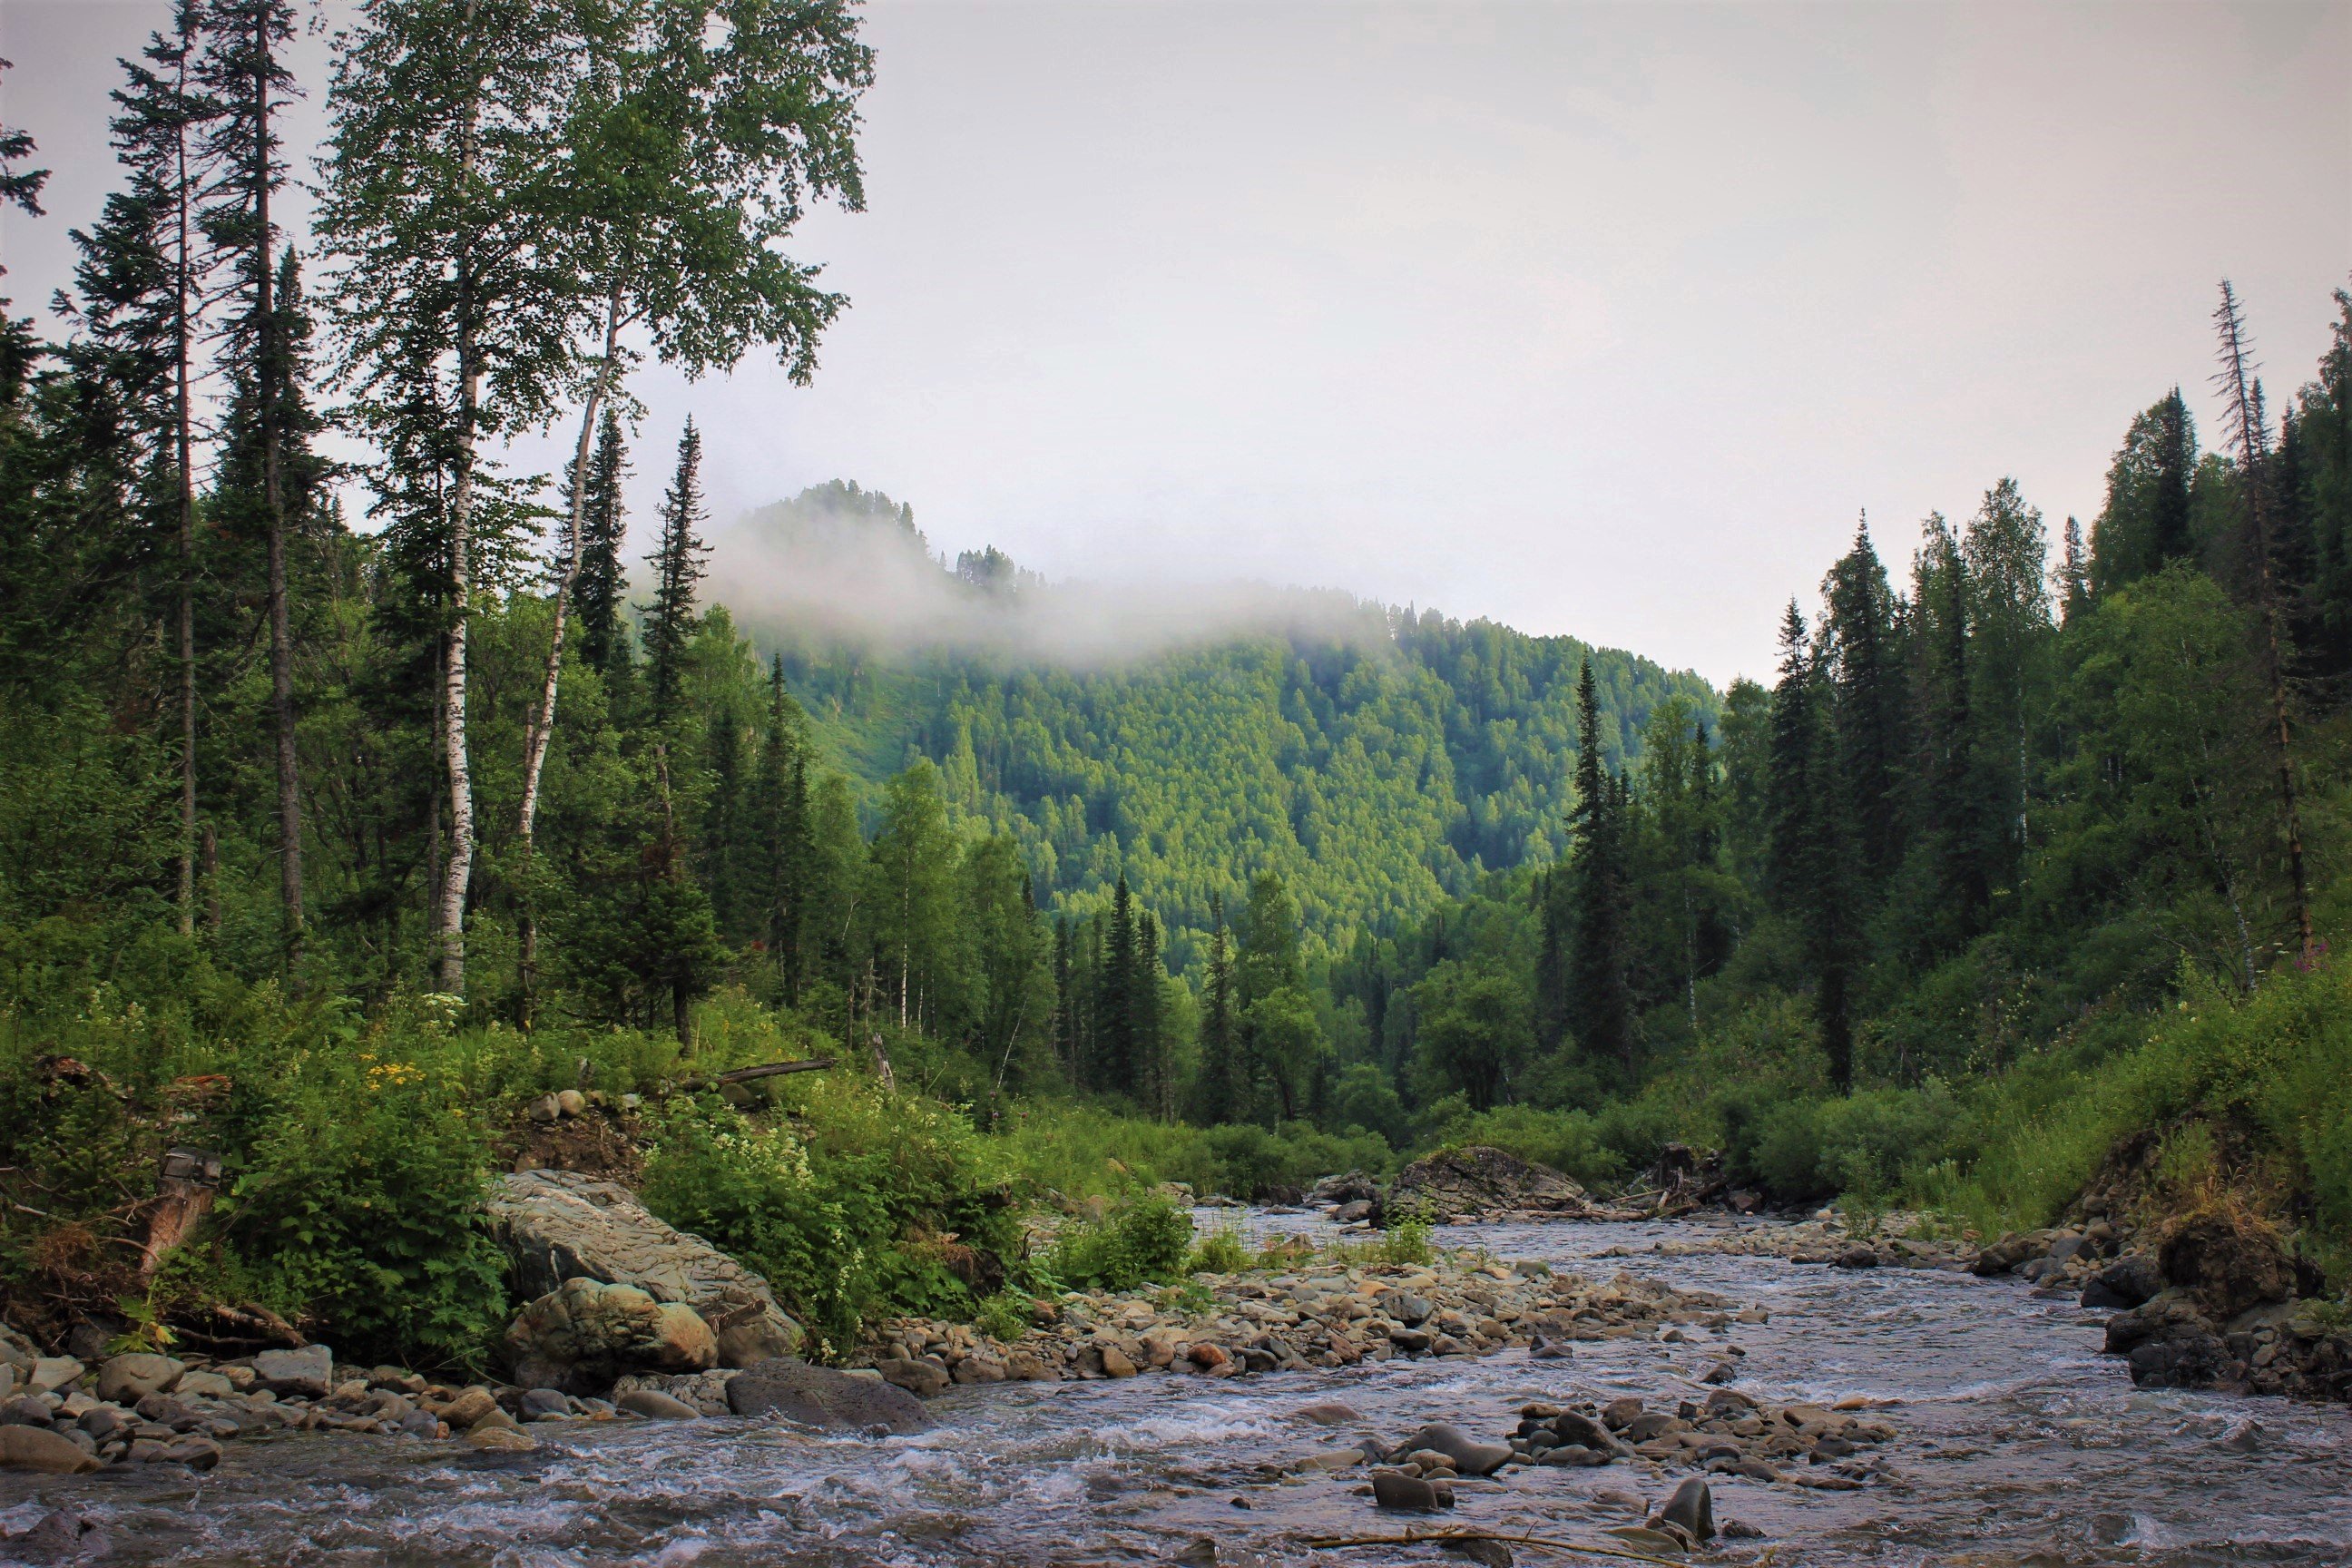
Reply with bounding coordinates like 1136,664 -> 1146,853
4,1210 -> 2347,1566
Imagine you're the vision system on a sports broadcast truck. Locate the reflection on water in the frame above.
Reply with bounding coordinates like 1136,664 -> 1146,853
5,1212 -> 2347,1565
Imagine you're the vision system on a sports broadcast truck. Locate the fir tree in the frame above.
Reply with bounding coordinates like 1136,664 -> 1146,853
1098,875 -> 1138,1094
1191,893 -> 1240,1123
642,416 -> 709,715
1567,660 -> 1633,1074
1820,519 -> 1907,891
200,0 -> 309,971
573,408 -> 631,680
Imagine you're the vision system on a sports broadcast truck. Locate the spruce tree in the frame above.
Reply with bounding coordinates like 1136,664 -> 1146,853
199,0 -> 309,971
1820,520 -> 1907,890
1191,893 -> 1240,1123
1566,661 -> 1633,1074
574,408 -> 632,680
642,417 -> 709,715
1099,875 -> 1138,1095
69,5 -> 213,935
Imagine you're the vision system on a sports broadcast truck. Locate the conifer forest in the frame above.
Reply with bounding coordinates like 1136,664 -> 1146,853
1,3 -> 2349,1560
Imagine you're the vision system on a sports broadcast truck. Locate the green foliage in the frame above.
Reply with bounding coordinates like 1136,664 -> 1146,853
972,1289 -> 1031,1343
1042,1195 -> 1193,1292
219,1034 -> 510,1369
639,1076 -> 1016,1357
1184,1224 -> 1251,1275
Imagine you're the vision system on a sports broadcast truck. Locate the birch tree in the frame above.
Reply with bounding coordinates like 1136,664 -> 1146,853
512,0 -> 872,897
318,0 -> 586,995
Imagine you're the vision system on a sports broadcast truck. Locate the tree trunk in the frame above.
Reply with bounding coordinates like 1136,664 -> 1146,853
436,69 -> 484,997
516,288 -> 624,1026
173,39 -> 198,941
2214,280 -> 2315,963
250,13 -> 304,978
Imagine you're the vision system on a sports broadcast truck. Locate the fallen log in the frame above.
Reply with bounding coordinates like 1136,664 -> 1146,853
671,1057 -> 838,1094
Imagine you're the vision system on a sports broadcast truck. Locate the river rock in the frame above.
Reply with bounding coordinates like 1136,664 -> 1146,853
0,1508 -> 109,1561
1371,1470 -> 1455,1510
0,1426 -> 101,1474
1297,1401 -> 1362,1426
724,1357 -> 931,1435
27,1357 -> 82,1396
1658,1476 -> 1716,1541
2159,1210 -> 2293,1320
485,1169 -> 801,1367
616,1389 -> 701,1420
1397,1422 -> 1514,1476
96,1354 -> 179,1404
1375,1146 -> 1588,1224
252,1345 -> 333,1396
504,1277 -> 718,1394
2081,1253 -> 2163,1310
877,1357 -> 951,1396
176,1369 -> 233,1399
466,1426 -> 539,1453
1309,1171 -> 1381,1206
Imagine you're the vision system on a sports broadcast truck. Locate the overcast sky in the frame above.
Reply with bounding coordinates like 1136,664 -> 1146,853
5,0 -> 2348,685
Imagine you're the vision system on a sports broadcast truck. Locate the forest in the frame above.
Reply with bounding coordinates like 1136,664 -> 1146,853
4,0 -> 2351,1369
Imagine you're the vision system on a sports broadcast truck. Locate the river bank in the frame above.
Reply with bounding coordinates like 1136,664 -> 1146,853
5,1209 -> 2349,1565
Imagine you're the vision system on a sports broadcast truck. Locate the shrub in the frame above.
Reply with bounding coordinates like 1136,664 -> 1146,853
1044,1196 -> 1193,1291
641,1077 -> 1018,1357
1186,1225 -> 1251,1275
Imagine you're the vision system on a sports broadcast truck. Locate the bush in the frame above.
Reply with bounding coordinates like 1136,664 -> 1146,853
1044,1196 -> 1193,1291
1186,1225 -> 1251,1275
640,1077 -> 1016,1357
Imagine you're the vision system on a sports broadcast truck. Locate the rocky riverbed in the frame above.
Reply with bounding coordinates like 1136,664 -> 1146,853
5,1207 -> 2349,1565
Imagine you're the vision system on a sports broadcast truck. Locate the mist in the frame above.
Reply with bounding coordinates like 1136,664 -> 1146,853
708,481 -> 1416,669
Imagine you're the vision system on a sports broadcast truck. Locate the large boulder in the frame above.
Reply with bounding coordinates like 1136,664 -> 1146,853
485,1169 -> 799,1367
2159,1209 -> 2294,1321
2081,1252 -> 2164,1310
1374,1146 -> 1589,1224
724,1358 -> 932,1435
504,1278 -> 719,1395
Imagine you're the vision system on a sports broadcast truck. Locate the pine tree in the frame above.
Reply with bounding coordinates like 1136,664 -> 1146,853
1913,517 -> 1992,939
68,5 -> 213,936
1820,519 -> 1907,890
1765,602 -> 1856,1089
574,408 -> 631,680
1566,660 -> 1633,1074
750,658 -> 814,1002
2058,515 -> 2090,625
200,0 -> 309,972
1191,893 -> 1240,1123
642,417 -> 709,716
1051,915 -> 1077,1080
1134,909 -> 1168,1118
2212,279 -> 2315,960
1099,875 -> 1138,1094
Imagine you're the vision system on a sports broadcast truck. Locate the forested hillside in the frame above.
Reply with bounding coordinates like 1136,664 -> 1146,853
709,480 -> 1711,965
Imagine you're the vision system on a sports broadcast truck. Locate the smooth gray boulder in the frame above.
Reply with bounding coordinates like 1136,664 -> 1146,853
96,1354 -> 180,1405
485,1170 -> 800,1367
252,1345 -> 332,1396
724,1357 -> 930,1434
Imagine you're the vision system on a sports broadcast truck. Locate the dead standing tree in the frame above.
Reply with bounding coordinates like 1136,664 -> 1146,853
2211,279 -> 2317,965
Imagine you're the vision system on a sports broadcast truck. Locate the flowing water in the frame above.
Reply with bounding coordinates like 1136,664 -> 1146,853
5,1211 -> 2348,1566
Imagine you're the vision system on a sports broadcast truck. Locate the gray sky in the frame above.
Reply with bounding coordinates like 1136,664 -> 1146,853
5,0 -> 2348,685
